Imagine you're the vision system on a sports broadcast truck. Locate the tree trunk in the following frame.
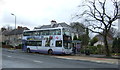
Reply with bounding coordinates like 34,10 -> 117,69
104,35 -> 111,56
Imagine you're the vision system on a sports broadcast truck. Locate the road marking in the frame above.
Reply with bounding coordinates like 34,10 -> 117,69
7,56 -> 12,57
33,60 -> 43,63
95,61 -> 101,63
54,56 -> 118,64
55,57 -> 74,60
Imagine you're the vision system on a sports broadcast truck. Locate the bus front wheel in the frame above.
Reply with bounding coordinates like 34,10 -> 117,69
27,48 -> 31,53
48,50 -> 53,55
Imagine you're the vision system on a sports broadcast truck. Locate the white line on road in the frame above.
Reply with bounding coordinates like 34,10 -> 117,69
54,56 -> 77,60
7,56 -> 12,57
33,60 -> 43,63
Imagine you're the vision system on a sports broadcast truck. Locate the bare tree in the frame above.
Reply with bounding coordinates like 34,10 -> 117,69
70,22 -> 85,36
76,0 -> 119,56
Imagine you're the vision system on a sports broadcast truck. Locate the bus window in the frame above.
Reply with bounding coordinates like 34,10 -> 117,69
64,42 -> 68,49
56,40 -> 62,47
36,41 -> 42,46
39,31 -> 43,35
45,38 -> 50,47
34,31 -> 40,36
46,30 -> 49,35
26,41 -> 42,46
50,30 -> 53,35
56,29 -> 61,35
31,41 -> 36,46
42,30 -> 49,35
62,28 -> 70,36
39,31 -> 42,35
26,41 -> 34,46
50,30 -> 56,35
31,31 -> 36,36
23,32 -> 32,36
63,42 -> 72,49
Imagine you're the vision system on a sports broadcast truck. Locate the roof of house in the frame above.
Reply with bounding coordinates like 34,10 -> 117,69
59,23 -> 71,27
35,22 -> 71,29
39,25 -> 52,29
9,29 -> 24,35
2,30 -> 12,36
95,34 -> 113,44
2,27 -> 29,35
34,22 -> 77,33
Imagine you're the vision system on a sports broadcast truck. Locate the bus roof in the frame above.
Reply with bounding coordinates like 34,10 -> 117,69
23,27 -> 68,32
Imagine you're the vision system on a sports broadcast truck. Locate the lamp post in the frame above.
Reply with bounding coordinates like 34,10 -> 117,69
11,13 -> 16,29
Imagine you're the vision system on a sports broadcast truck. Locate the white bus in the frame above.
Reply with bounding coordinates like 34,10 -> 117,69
22,27 -> 72,54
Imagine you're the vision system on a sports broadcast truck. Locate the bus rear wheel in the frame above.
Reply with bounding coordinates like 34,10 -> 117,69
27,48 -> 31,53
48,50 -> 53,55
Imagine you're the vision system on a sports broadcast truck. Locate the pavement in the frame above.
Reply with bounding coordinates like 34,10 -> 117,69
3,48 -> 120,65
53,54 -> 119,65
0,48 -> 2,70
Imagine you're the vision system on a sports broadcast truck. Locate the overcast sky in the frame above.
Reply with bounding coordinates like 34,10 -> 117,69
0,0 -> 83,29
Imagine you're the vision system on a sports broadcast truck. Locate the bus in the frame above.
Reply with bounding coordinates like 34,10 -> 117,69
22,27 -> 73,54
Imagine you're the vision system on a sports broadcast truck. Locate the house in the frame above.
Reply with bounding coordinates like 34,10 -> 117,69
117,1 -> 120,37
2,26 -> 29,47
34,20 -> 78,40
2,30 -> 12,45
0,31 -> 2,43
94,34 -> 113,46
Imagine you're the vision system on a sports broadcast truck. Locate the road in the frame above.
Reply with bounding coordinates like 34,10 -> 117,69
2,48 -> 119,69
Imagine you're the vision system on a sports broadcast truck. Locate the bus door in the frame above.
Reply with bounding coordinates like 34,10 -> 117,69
22,40 -> 27,51
51,40 -> 62,53
63,41 -> 72,49
63,41 -> 72,54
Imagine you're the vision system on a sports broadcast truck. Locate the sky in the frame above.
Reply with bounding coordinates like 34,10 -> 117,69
0,0 -> 119,38
0,0 -> 82,30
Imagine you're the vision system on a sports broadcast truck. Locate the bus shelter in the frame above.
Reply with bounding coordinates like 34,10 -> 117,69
72,40 -> 81,54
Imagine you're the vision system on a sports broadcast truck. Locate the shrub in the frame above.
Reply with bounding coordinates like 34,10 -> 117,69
2,42 -> 6,45
80,49 -> 85,54
97,44 -> 104,54
16,44 -> 22,49
8,45 -> 14,48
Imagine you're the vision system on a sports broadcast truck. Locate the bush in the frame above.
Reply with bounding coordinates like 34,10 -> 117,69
2,42 -> 6,45
8,45 -> 14,48
5,45 -> 14,48
112,38 -> 120,53
15,44 -> 22,49
88,46 -> 97,54
80,49 -> 85,54
87,45 -> 104,54
97,44 -> 104,54
112,53 -> 120,56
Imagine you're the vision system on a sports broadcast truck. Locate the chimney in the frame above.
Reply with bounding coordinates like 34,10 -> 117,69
17,26 -> 22,29
51,20 -> 57,27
